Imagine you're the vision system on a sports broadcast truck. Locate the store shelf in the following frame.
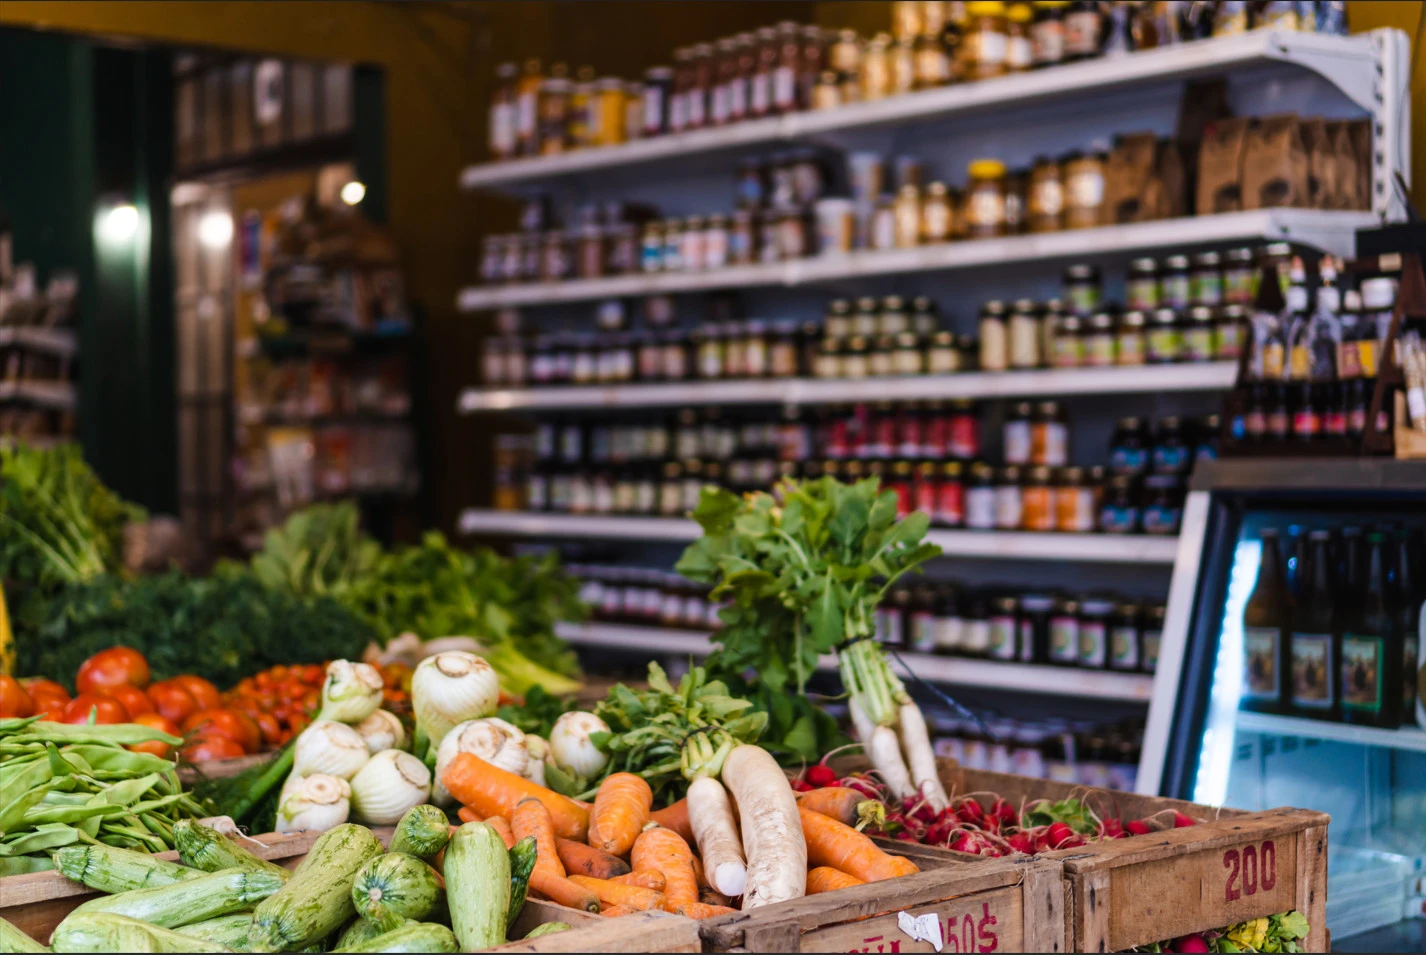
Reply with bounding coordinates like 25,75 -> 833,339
554,622 -> 1154,701
0,326 -> 77,358
459,509 -> 1179,563
459,361 -> 1238,413
460,30 -> 1383,192
456,210 -> 1374,310
1235,711 -> 1426,753
0,380 -> 77,410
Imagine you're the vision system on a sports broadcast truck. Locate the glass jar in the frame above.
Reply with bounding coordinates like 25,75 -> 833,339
537,76 -> 571,155
703,215 -> 729,270
757,210 -> 780,264
696,322 -> 724,379
1184,306 -> 1217,362
894,184 -> 923,247
1050,313 -> 1083,368
988,595 -> 1020,661
1049,596 -> 1080,665
778,208 -> 810,259
825,298 -> 853,339
879,295 -> 909,335
1063,0 -> 1103,60
661,219 -> 684,271
978,299 -> 1009,371
812,69 -> 841,110
894,332 -> 924,375
1082,312 -> 1115,367
993,465 -> 1024,530
1031,0 -> 1068,67
639,223 -> 664,273
1110,416 -> 1150,475
869,334 -> 895,377
1159,254 -> 1191,309
816,337 -> 843,379
960,1 -> 1010,81
1116,310 -> 1147,366
853,297 -> 879,337
1028,156 -> 1064,233
937,460 -> 966,526
1062,263 -> 1101,315
965,159 -> 1008,239
1109,601 -> 1142,672
1078,597 -> 1115,669
842,335 -> 871,379
921,182 -> 954,243
1008,298 -> 1042,369
1147,308 -> 1183,363
965,461 -> 996,529
913,33 -> 952,88
1097,475 -> 1139,534
861,33 -> 892,101
1031,400 -> 1068,466
1062,149 -> 1106,229
1007,2 -> 1034,71
1152,416 -> 1190,475
1004,169 -> 1028,234
540,230 -> 571,282
681,216 -> 706,271
1004,400 -> 1033,465
729,210 -> 755,264
1126,257 -> 1159,311
1190,251 -> 1223,306
1054,465 -> 1096,532
1022,465 -> 1055,531
870,196 -> 897,249
769,321 -> 800,377
1223,247 -> 1256,305
1216,303 -> 1247,360
1141,475 -> 1184,535
1018,592 -> 1054,663
928,330 -> 960,374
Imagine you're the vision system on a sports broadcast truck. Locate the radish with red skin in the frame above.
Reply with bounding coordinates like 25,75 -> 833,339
791,779 -> 814,792
1127,819 -> 1153,835
1173,934 -> 1210,953
1173,812 -> 1197,828
805,764 -> 838,787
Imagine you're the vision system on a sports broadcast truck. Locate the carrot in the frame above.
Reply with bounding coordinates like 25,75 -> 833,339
590,773 -> 652,856
600,904 -> 634,918
663,900 -> 738,919
485,815 -> 516,849
799,806 -> 918,883
568,874 -> 666,912
556,836 -> 630,879
807,866 -> 865,894
609,870 -> 665,891
631,826 -> 697,907
797,787 -> 870,827
649,798 -> 695,844
457,806 -> 480,824
513,798 -> 565,878
443,752 -> 589,841
529,870 -> 601,912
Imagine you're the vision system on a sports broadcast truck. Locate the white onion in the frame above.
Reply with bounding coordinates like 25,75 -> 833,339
354,709 -> 406,754
292,720 -> 370,780
549,711 -> 610,780
318,660 -> 384,724
523,735 -> 550,788
412,651 -> 500,752
349,749 -> 431,825
276,773 -> 351,833
432,719 -> 528,807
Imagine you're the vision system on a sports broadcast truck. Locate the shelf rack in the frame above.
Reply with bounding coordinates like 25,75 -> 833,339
1234,711 -> 1426,754
554,621 -> 1155,702
0,327 -> 77,359
0,380 -> 77,411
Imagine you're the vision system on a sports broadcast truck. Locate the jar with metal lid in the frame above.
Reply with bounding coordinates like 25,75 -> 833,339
1004,400 -> 1033,464
812,70 -> 841,110
1223,247 -> 1256,305
1008,299 -> 1041,369
993,466 -> 1023,530
1031,400 -> 1068,466
889,37 -> 917,94
1078,596 -> 1115,669
1082,312 -> 1116,367
1055,465 -> 1096,532
1050,313 -> 1084,368
879,295 -> 910,335
1183,306 -> 1217,362
911,295 -> 939,335
1062,149 -> 1106,229
1216,303 -> 1247,360
1115,310 -> 1147,366
1126,257 -> 1159,311
894,184 -> 923,247
979,300 -> 1009,371
885,332 -> 921,375
913,33 -> 952,88
1097,475 -> 1139,534
866,334 -> 894,377
1062,264 -> 1101,315
1028,156 -> 1064,232
679,216 -> 705,271
825,298 -> 853,339
1190,251 -> 1223,306
815,338 -> 843,379
1063,0 -> 1103,60
852,297 -> 879,337
1108,601 -> 1142,671
1006,2 -> 1034,71
959,1 -> 1010,80
1031,0 -> 1068,66
965,461 -> 996,529
695,323 -> 723,379
927,331 -> 960,374
1147,308 -> 1183,363
921,182 -> 954,243
861,33 -> 893,101
965,159 -> 1008,239
1022,465 -> 1055,530
767,321 -> 799,378
842,336 -> 870,379
1159,254 -> 1191,309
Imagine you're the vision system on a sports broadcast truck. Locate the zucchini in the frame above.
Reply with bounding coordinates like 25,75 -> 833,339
334,921 -> 458,953
336,917 -> 393,950
248,822 -> 383,953
174,914 -> 254,948
444,822 -> 509,952
49,912 -> 233,953
524,922 -> 571,939
173,819 -> 291,881
506,836 -> 537,934
72,868 -> 284,927
0,915 -> 47,953
53,844 -> 200,894
352,853 -> 442,930
387,805 -> 450,861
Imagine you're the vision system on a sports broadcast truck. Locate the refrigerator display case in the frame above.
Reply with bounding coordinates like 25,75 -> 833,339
1140,459 -> 1425,948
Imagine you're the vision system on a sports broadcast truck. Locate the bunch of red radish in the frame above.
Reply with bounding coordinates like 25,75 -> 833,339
795,764 -> 1197,859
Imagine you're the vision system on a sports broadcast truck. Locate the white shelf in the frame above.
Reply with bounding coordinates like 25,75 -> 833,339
459,509 -> 1178,564
460,31 -> 1383,192
0,380 -> 77,410
0,327 -> 77,358
456,210 -> 1374,311
459,361 -> 1237,413
554,622 -> 1154,702
1234,711 -> 1426,753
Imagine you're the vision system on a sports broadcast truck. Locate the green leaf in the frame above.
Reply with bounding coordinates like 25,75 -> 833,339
1276,911 -> 1309,941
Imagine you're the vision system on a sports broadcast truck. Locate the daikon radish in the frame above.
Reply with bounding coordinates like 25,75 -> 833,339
686,776 -> 746,898
897,702 -> 949,811
720,745 -> 805,909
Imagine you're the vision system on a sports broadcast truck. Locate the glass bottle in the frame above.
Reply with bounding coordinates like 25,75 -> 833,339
1242,527 -> 1293,714
1342,531 -> 1402,727
1291,529 -> 1341,720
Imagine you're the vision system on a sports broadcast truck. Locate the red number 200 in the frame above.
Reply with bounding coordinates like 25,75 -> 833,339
1223,840 -> 1277,902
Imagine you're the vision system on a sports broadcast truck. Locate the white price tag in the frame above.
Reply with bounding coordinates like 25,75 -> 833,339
897,911 -> 944,952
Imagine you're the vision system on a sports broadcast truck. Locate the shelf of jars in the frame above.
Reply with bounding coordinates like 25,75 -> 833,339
455,210 -> 1375,311
0,379 -> 77,411
458,360 -> 1238,412
459,29 -> 1386,193
457,508 -> 1180,563
553,621 -> 1155,701
1234,711 -> 1426,754
0,326 -> 77,358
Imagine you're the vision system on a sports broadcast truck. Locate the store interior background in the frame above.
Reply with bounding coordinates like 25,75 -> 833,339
1,0 -> 1422,551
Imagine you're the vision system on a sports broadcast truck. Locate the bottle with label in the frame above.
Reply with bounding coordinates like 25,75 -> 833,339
1391,530 -> 1423,727
1109,601 -> 1141,672
1342,530 -> 1402,727
1078,597 -> 1114,669
1291,529 -> 1341,720
1241,527 -> 1293,714
988,595 -> 1020,661
489,63 -> 519,160
1141,600 -> 1165,673
1049,597 -> 1081,666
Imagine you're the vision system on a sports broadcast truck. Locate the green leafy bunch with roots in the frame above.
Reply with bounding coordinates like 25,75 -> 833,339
676,476 -> 941,727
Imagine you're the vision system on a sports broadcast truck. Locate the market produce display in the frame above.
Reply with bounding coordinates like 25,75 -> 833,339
1131,911 -> 1312,953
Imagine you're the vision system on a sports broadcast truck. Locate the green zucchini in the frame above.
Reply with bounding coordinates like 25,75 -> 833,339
49,912 -> 233,953
336,916 -> 394,951
71,867 -> 283,927
0,915 -> 47,953
387,806 -> 449,861
352,853 -> 442,930
53,844 -> 199,894
524,921 -> 571,939
444,822 -> 509,952
334,921 -> 458,953
173,819 -> 291,881
174,914 -> 254,948
506,836 -> 537,934
247,823 -> 384,953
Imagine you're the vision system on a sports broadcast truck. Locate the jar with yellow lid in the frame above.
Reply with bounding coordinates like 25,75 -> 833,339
958,1 -> 1009,82
965,159 -> 1008,239
1006,2 -> 1034,72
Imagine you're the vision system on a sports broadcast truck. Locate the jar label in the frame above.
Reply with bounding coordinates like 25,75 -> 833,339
1141,505 -> 1181,535
936,616 -> 965,651
1242,627 -> 1281,700
1292,408 -> 1321,437
643,88 -> 664,133
965,487 -> 995,529
1153,445 -> 1189,473
490,103 -> 516,155
989,616 -> 1017,660
1147,328 -> 1182,362
966,30 -> 1008,67
1099,504 -> 1139,534
526,474 -> 547,511
1126,278 -> 1159,311
993,486 -> 1022,529
1049,618 -> 1078,662
1017,619 -> 1037,662
1067,169 -> 1104,209
712,85 -> 731,124
936,481 -> 965,526
1032,20 -> 1065,63
1004,420 -> 1032,464
1190,275 -> 1223,306
1084,333 -> 1115,367
910,612 -> 937,652
1185,328 -> 1215,361
1078,621 -> 1107,667
1064,11 -> 1101,55
773,66 -> 797,108
1111,626 -> 1140,669
1052,334 -> 1083,368
1161,275 -> 1191,310
967,190 -> 1006,230
687,89 -> 706,127
1143,631 -> 1161,671
517,92 -> 538,140
750,73 -> 771,114
1032,422 -> 1068,467
1111,446 -> 1148,475
728,78 -> 747,118
669,92 -> 689,132
1290,632 -> 1334,709
1007,35 -> 1033,70
1216,322 -> 1244,360
1032,179 -> 1064,216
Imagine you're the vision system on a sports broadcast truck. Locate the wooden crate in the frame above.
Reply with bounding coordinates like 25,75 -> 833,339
830,758 -> 1330,952
699,850 -> 1065,953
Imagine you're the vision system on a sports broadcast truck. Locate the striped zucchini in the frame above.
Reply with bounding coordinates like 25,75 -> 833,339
352,853 -> 442,930
173,819 -> 291,881
506,836 -> 537,934
49,912 -> 233,953
444,822 -> 509,952
336,917 -> 394,950
174,913 -> 254,948
72,868 -> 284,927
0,915 -> 47,953
247,823 -> 383,953
387,805 -> 450,861
524,922 -> 571,939
53,844 -> 200,894
334,921 -> 458,953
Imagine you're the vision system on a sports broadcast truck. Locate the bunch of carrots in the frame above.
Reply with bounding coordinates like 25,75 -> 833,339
441,745 -> 921,919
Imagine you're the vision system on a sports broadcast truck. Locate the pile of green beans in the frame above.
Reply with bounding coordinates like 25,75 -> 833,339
0,716 -> 205,875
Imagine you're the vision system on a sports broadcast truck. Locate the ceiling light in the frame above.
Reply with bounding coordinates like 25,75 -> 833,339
340,181 -> 366,205
198,210 -> 234,249
102,204 -> 140,243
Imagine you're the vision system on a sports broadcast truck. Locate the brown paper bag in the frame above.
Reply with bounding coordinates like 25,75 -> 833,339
1196,117 -> 1250,215
1325,121 -> 1360,210
1346,119 -> 1373,211
1299,117 -> 1336,209
1154,139 -> 1188,219
1241,114 -> 1310,209
1103,132 -> 1160,223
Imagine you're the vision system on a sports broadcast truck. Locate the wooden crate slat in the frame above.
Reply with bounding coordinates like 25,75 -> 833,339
495,907 -> 700,953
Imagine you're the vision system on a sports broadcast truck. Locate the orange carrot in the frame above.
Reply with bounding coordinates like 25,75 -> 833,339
600,904 -> 634,918
457,806 -> 480,824
443,753 -> 589,841
556,836 -> 630,879
609,870 -> 665,891
662,900 -> 738,919
568,874 -> 666,912
807,866 -> 865,894
649,798 -> 695,845
485,815 -> 516,849
631,826 -> 697,906
799,806 -> 919,883
590,773 -> 652,856
797,787 -> 871,827
512,798 -> 565,879
529,869 -> 601,912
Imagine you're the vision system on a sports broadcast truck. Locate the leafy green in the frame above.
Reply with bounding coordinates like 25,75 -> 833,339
0,443 -> 144,589
495,686 -> 575,738
248,502 -> 381,599
1023,797 -> 1097,834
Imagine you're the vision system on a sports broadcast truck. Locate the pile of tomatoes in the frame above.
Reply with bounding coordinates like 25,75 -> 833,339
223,663 -> 326,748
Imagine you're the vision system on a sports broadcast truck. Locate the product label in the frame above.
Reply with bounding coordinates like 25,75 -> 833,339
1143,630 -> 1161,672
1153,444 -> 1190,474
1242,626 -> 1282,701
993,486 -> 1023,529
1341,634 -> 1383,713
965,488 -> 996,529
1111,626 -> 1140,669
1067,169 -> 1104,209
1063,11 -> 1100,55
517,91 -> 537,140
490,103 -> 516,155
773,66 -> 796,109
1034,422 -> 1068,467
1262,341 -> 1286,379
1050,617 -> 1079,663
1186,328 -> 1215,362
968,191 -> 1006,230
1291,632 -> 1334,709
937,482 -> 965,526
1127,278 -> 1159,312
1111,447 -> 1149,475
1003,421 -> 1031,464
1052,334 -> 1084,368
936,615 -> 965,652
964,620 -> 991,655
1098,505 -> 1139,534
669,92 -> 689,132
1032,179 -> 1065,216
687,89 -> 706,127
1079,622 -> 1107,668
643,87 -> 664,134
910,611 -> 936,653
989,615 -> 1018,660
749,73 -> 771,114
1007,35 -> 1033,70
1032,20 -> 1065,63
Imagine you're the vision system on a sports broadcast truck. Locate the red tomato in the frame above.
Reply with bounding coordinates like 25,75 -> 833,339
107,684 -> 154,719
22,678 -> 70,702
62,693 -> 130,725
182,708 -> 261,754
147,681 -> 200,725
302,664 -> 325,685
30,692 -> 69,722
172,675 -> 221,711
182,737 -> 246,762
287,711 -> 311,736
252,711 -> 283,747
76,647 -> 151,694
0,676 -> 36,718
127,712 -> 181,758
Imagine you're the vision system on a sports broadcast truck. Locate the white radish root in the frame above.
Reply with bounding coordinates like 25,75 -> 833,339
849,697 -> 916,803
687,776 -> 747,898
897,702 -> 949,811
720,744 -> 806,909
